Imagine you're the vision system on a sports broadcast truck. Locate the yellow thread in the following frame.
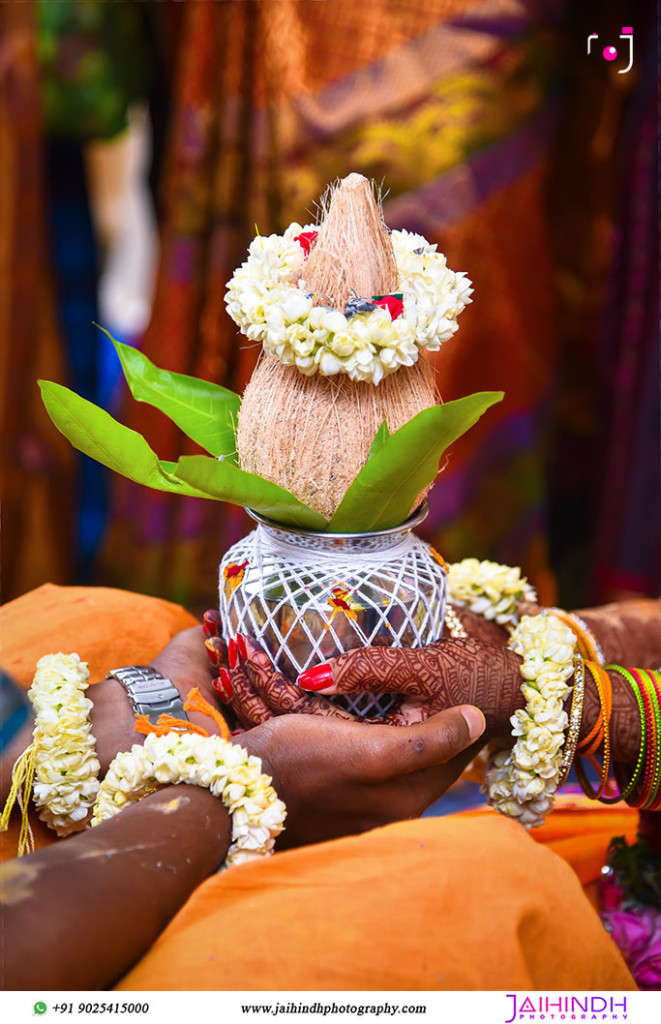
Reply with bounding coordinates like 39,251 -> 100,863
254,223 -> 264,250
0,744 -> 37,857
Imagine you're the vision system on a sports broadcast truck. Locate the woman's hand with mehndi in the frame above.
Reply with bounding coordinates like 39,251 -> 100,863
295,638 -> 523,738
223,632 -> 522,742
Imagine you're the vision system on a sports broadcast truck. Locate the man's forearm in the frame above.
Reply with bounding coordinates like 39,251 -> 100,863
2,786 -> 231,990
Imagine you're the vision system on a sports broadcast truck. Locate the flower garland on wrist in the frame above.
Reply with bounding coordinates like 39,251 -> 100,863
30,653 -> 101,836
447,559 -> 576,828
446,558 -> 537,628
225,224 -> 472,385
92,732 -> 286,867
485,615 -> 577,827
0,653 -> 101,851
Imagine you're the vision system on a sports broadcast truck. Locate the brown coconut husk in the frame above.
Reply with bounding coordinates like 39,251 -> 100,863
237,173 -> 439,521
237,354 -> 437,520
304,173 -> 398,307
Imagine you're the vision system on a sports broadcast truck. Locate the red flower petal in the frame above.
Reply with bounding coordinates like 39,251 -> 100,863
294,231 -> 319,256
372,294 -> 404,320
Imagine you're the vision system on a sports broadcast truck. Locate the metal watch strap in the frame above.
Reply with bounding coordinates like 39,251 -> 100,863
108,666 -> 188,725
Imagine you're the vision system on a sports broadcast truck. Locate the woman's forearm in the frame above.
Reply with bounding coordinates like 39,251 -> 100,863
1,786 -> 231,990
578,599 -> 661,667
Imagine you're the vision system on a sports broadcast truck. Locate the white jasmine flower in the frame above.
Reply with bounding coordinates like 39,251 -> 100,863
28,653 -> 100,836
318,351 -> 343,375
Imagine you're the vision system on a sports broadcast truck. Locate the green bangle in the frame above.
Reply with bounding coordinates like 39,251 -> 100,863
633,669 -> 661,809
605,664 -> 647,800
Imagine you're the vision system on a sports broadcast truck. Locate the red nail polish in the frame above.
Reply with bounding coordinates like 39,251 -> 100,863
205,637 -> 220,666
297,663 -> 334,691
228,638 -> 238,670
212,676 -> 229,703
203,609 -> 222,638
236,633 -> 248,660
220,667 -> 234,700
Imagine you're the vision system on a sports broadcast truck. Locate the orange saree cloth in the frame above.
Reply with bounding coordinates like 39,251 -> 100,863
0,585 -> 637,990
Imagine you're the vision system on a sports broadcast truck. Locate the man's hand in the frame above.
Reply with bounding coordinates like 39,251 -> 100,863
243,705 -> 486,848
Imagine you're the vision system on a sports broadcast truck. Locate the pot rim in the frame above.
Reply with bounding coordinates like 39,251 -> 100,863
245,501 -> 429,540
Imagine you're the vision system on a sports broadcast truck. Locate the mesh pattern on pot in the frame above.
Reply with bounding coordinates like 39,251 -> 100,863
218,524 -> 447,719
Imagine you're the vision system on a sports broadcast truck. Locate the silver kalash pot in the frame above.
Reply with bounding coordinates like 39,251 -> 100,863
218,502 -> 447,718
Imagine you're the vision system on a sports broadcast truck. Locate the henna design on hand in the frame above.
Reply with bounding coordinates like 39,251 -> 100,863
329,638 -> 523,737
447,607 -> 509,646
242,638 -> 353,721
228,661 -> 274,728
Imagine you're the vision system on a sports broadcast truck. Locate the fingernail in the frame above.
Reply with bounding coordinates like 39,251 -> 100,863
236,633 -> 248,660
212,676 -> 229,704
297,663 -> 333,691
228,638 -> 238,670
460,706 -> 486,742
220,667 -> 233,700
203,609 -> 222,638
205,637 -> 220,666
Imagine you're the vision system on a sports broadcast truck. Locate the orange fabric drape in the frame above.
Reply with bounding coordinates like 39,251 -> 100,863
117,812 -> 635,991
0,583 -> 197,688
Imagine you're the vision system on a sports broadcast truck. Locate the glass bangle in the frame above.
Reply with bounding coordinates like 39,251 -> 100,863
603,665 -> 647,803
574,661 -> 612,801
631,669 -> 661,809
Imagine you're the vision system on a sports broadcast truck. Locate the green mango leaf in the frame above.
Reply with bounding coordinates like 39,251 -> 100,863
329,391 -> 504,532
38,381 -> 211,499
98,326 -> 240,460
367,419 -> 390,461
173,455 -> 328,531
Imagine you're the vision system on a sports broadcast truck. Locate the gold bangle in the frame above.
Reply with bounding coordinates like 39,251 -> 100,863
557,655 -> 585,788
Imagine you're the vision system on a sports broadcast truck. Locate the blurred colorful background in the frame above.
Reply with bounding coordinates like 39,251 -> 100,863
1,0 -> 658,615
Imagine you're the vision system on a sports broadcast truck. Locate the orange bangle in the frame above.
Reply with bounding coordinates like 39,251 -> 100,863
575,661 -> 613,800
578,661 -> 613,758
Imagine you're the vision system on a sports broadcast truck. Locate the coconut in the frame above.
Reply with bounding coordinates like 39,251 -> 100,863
236,174 -> 438,521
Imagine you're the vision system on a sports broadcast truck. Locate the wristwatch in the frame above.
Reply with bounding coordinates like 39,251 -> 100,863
108,666 -> 189,725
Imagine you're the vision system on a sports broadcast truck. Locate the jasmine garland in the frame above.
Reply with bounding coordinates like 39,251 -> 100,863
225,224 -> 472,385
92,732 -> 287,867
29,653 -> 101,836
